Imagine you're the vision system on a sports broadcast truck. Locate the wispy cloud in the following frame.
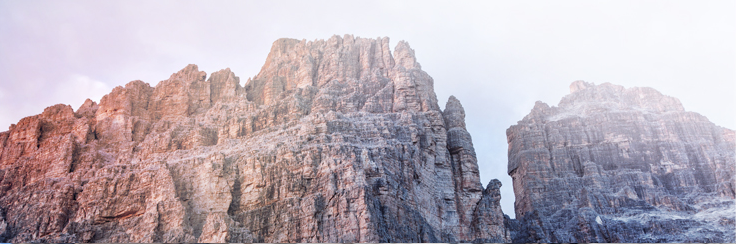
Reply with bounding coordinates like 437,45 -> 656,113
54,74 -> 111,109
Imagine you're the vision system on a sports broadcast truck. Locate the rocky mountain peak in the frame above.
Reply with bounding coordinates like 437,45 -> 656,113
443,95 -> 466,130
208,68 -> 242,102
393,40 -> 420,70
569,80 -> 594,93
168,64 -> 207,84
243,35 -> 438,113
546,81 -> 687,122
75,98 -> 98,118
4,33 -> 730,243
0,35 -> 506,243
519,101 -> 552,123
507,81 -> 735,242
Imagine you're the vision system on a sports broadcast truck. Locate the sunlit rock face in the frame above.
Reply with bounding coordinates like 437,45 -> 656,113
0,35 -> 509,243
506,80 -> 735,242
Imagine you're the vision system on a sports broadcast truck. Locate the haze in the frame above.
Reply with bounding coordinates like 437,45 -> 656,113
1,0 -> 734,218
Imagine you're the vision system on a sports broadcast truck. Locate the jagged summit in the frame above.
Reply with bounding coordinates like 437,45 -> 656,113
3,34 -> 731,243
0,35 -> 508,243
244,34 -> 435,112
568,80 -> 594,93
507,80 -> 735,242
524,81 -> 687,123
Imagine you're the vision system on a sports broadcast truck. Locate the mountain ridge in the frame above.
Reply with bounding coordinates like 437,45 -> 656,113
1,34 -> 733,243
0,35 -> 509,243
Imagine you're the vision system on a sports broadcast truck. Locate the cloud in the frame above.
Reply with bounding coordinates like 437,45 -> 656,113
53,74 -> 111,109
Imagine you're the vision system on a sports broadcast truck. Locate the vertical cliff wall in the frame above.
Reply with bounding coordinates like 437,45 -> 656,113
0,35 -> 508,243
506,81 -> 735,242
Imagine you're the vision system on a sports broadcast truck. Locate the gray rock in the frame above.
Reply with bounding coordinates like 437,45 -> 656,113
507,81 -> 735,242
0,35 -> 508,243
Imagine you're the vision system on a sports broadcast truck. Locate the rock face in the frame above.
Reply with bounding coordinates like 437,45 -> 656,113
506,81 -> 735,242
0,35 -> 508,243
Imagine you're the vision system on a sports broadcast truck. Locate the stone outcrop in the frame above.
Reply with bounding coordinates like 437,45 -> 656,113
0,35 -> 508,243
506,80 -> 735,242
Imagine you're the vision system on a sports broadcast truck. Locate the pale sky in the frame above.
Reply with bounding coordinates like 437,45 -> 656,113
1,0 -> 734,218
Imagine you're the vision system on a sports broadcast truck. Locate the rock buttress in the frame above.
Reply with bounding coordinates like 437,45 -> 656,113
507,81 -> 735,242
0,35 -> 508,243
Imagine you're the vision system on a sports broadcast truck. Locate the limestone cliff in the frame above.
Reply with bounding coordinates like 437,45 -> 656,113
506,81 -> 735,242
0,35 -> 508,242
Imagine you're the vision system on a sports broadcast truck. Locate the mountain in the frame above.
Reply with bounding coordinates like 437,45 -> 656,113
0,35 -> 508,243
2,34 -> 733,243
506,80 -> 735,242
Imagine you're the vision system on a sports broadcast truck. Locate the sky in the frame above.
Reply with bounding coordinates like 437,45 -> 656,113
1,0 -> 734,218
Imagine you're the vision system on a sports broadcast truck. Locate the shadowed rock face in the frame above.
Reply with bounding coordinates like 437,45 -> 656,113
506,81 -> 735,243
0,35 -> 508,243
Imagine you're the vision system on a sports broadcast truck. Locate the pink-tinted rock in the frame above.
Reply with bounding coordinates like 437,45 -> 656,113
0,35 -> 507,243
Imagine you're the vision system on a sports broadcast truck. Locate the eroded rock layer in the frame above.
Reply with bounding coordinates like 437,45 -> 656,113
506,81 -> 735,242
0,35 -> 508,243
